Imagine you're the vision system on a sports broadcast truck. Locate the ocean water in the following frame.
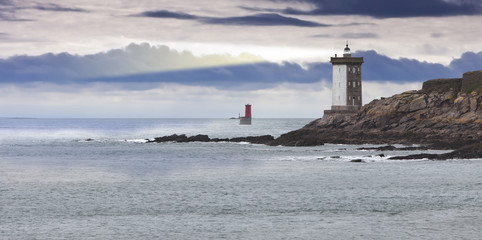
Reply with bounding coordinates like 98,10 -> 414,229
1,118 -> 481,239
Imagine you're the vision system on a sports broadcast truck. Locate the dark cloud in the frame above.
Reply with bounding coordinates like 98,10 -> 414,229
278,0 -> 481,18
1,2 -> 86,21
0,0 -> 17,21
84,50 -> 482,89
33,3 -> 87,12
0,14 -> 31,21
141,10 -> 197,19
449,51 -> 482,73
0,0 -> 13,6
311,32 -> 378,39
339,22 -> 377,27
340,33 -> 378,39
431,33 -> 444,38
357,50 -> 453,81
311,34 -> 332,38
139,9 -> 329,27
201,13 -> 329,27
85,61 -> 328,90
0,43 -> 480,91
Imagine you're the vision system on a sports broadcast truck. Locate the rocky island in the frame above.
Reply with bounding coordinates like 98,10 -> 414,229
271,70 -> 482,159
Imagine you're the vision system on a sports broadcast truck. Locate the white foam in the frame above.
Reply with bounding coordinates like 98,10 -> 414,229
124,139 -> 148,143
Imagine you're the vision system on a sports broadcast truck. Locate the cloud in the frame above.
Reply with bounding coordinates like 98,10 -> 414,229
0,0 -> 18,21
0,2 -> 86,22
449,51 -> 482,73
310,34 -> 332,38
0,43 -> 266,84
0,0 -> 12,6
357,50 -> 452,81
200,13 -> 329,27
279,0 -> 481,18
339,33 -> 378,39
431,32 -> 444,38
33,3 -> 87,12
1,43 -> 480,91
139,9 -> 329,27
140,10 -> 197,20
83,61 -> 329,90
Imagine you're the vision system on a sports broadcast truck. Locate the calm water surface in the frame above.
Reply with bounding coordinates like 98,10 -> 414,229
1,118 -> 481,239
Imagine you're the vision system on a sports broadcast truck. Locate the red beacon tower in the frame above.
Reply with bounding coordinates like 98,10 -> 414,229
240,104 -> 252,125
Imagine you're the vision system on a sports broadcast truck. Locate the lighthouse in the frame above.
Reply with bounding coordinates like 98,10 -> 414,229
326,43 -> 363,114
239,104 -> 252,125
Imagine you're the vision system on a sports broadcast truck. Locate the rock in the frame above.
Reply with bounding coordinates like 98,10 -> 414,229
185,134 -> 210,142
229,135 -> 274,144
357,145 -> 429,151
358,145 -> 397,151
389,154 -> 439,160
350,159 -> 364,162
435,142 -> 482,160
147,134 -> 274,145
148,134 -> 188,143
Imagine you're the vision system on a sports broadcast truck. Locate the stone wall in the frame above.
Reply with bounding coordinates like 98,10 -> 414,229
462,70 -> 482,94
421,78 -> 462,94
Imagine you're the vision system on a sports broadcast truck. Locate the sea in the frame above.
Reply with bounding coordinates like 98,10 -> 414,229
1,118 -> 481,239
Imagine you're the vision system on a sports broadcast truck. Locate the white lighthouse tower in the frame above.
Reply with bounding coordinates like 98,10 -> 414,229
325,43 -> 363,115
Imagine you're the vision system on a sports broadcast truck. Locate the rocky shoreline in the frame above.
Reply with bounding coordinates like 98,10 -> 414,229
271,70 -> 482,159
146,133 -> 481,160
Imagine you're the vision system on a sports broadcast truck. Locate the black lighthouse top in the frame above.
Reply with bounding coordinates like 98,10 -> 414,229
343,44 -> 351,57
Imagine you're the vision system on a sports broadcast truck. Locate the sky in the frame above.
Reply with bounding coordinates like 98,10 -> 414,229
0,0 -> 481,118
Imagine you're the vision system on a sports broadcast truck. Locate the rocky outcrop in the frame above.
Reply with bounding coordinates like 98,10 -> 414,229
271,70 -> 482,158
147,134 -> 275,145
389,142 -> 482,160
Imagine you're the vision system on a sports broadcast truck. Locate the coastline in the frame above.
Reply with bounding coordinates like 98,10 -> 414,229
270,70 -> 482,159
